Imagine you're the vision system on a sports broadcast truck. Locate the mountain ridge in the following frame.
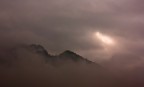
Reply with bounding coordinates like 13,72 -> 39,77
29,44 -> 95,64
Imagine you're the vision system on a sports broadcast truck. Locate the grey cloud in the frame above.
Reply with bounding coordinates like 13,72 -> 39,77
0,0 -> 144,62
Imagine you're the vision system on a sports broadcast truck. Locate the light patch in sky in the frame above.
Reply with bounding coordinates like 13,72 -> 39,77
96,32 -> 115,45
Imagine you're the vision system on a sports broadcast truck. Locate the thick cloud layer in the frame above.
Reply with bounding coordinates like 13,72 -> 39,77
1,0 -> 144,87
1,0 -> 144,67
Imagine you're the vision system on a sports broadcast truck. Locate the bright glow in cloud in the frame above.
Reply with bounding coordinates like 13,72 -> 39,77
96,32 -> 115,45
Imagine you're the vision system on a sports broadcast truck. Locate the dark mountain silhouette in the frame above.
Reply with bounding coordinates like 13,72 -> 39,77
29,44 -> 95,65
0,44 -> 99,67
59,50 -> 93,63
30,44 -> 52,57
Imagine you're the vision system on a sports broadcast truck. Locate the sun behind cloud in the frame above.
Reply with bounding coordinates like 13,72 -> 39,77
95,32 -> 115,45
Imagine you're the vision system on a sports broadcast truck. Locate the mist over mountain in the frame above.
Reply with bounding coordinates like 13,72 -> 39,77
21,44 -> 96,65
0,44 -> 118,87
31,44 -> 90,60
0,44 -> 144,87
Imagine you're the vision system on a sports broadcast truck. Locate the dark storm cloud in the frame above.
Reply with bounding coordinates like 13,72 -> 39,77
0,0 -> 114,57
0,0 -> 144,62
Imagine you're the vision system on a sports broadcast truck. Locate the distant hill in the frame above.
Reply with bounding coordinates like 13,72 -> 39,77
29,44 -> 97,65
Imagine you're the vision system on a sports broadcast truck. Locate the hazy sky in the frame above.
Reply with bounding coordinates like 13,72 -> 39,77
1,0 -> 144,62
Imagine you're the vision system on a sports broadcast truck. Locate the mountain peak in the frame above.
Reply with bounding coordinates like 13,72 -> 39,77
28,44 -> 94,64
30,44 -> 51,57
59,50 -> 92,63
60,50 -> 78,56
63,50 -> 75,54
60,50 -> 82,58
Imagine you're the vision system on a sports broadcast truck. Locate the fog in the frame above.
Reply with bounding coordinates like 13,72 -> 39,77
0,44 -> 115,87
0,43 -> 144,87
